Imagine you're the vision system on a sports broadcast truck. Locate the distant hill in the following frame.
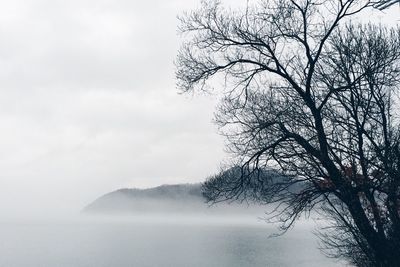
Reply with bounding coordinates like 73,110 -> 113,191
83,167 -> 299,215
83,183 -> 209,214
83,183 -> 266,215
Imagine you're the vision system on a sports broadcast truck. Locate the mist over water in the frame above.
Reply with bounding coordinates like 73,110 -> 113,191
0,183 -> 346,267
0,210 -> 345,267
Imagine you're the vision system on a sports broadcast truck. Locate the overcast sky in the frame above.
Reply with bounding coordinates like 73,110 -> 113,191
0,0 -> 398,218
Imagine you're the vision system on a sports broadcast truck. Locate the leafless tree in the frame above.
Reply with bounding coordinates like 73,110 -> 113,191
176,0 -> 400,266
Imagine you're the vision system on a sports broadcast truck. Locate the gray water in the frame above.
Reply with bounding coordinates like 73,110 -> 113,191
0,216 -> 345,267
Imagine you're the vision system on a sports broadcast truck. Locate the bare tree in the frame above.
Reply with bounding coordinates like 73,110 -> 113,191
176,1 -> 400,266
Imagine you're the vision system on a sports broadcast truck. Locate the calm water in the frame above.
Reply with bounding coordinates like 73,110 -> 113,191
0,216 -> 345,267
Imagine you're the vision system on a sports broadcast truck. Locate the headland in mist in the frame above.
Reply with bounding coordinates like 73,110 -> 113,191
83,183 -> 265,217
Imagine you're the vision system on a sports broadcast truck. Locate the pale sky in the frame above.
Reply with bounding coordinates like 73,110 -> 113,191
0,0 -> 397,218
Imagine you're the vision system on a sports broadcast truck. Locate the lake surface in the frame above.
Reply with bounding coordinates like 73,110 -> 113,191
0,216 -> 345,267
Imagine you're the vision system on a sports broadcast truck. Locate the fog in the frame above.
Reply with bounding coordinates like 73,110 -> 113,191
0,1 -> 397,266
0,0 -> 396,221
1,191 -> 344,266
0,0 -> 226,219
0,216 -> 345,267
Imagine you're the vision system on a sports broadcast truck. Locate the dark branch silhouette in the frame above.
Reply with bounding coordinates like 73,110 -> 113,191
374,0 -> 400,9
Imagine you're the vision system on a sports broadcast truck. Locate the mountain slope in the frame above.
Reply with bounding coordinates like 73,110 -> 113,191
83,183 -> 207,214
83,168 -> 295,215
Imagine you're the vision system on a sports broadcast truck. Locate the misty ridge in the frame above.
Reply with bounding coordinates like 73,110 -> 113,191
83,183 -> 207,215
83,167 -> 295,216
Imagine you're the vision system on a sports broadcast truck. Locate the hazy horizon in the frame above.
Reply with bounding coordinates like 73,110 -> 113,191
0,0 -> 397,219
